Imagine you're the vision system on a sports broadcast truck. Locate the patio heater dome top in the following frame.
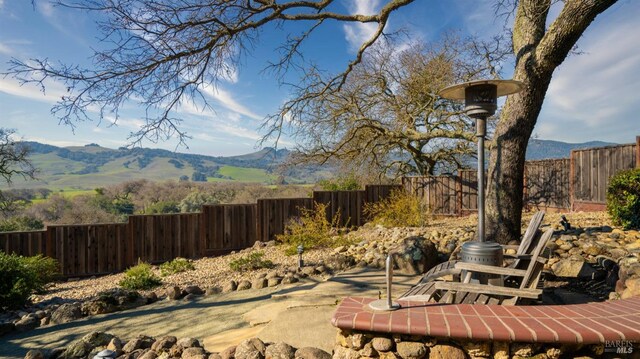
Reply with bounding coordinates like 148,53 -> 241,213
438,79 -> 524,100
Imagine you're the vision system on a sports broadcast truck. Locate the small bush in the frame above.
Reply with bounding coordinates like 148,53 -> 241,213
159,257 -> 195,276
119,261 -> 162,290
277,202 -> 353,255
318,174 -> 361,191
607,168 -> 640,229
229,251 -> 274,272
0,252 -> 59,309
363,189 -> 429,227
0,216 -> 44,232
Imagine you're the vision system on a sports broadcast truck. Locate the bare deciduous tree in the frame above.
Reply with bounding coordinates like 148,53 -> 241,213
3,0 -> 621,242
0,128 -> 36,215
268,35 -> 510,178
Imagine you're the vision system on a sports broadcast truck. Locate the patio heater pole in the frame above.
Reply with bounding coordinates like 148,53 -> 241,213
439,79 -> 524,283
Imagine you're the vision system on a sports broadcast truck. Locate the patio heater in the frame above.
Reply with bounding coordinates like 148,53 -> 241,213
439,79 -> 523,284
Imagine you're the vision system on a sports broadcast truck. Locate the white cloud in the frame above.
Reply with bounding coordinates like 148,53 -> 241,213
0,42 -> 12,55
199,83 -> 263,121
538,2 -> 640,143
342,0 -> 382,52
22,136 -> 89,147
0,77 -> 67,104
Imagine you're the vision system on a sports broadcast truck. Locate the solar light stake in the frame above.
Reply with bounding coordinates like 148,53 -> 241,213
297,244 -> 304,268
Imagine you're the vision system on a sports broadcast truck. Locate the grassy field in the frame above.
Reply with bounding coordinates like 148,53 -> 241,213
212,166 -> 276,183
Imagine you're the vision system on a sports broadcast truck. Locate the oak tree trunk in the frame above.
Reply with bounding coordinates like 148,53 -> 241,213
485,0 -> 618,243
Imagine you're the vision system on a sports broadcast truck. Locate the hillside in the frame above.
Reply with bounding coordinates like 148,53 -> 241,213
525,139 -> 617,160
1,138 -> 618,190
2,142 -> 328,190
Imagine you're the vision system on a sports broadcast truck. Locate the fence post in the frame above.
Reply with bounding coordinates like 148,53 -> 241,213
569,150 -> 575,211
456,173 -> 463,216
636,136 -> 640,168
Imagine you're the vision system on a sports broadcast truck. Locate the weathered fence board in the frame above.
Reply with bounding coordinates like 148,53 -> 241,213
201,204 -> 257,256
0,230 -> 47,256
524,159 -> 571,209
256,198 -> 314,242
403,176 -> 461,215
364,184 -> 402,203
313,190 -> 366,227
46,224 -> 128,276
572,144 -> 637,206
128,213 -> 200,264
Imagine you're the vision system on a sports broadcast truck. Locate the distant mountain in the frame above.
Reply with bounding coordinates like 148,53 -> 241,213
525,139 -> 618,160
3,142 -> 328,190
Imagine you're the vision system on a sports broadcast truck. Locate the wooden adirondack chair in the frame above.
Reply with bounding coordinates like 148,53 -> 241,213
432,227 -> 555,305
401,211 -> 545,299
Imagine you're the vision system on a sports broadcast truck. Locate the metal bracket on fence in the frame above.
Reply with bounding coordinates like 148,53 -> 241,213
369,253 -> 400,311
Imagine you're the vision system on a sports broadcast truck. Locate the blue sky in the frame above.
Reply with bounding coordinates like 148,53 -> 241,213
0,0 -> 639,156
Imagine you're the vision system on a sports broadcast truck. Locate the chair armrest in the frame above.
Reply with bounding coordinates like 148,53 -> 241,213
454,262 -> 528,277
434,281 -> 542,299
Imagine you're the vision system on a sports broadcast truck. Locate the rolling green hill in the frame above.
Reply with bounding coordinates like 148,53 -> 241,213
2,142 -> 326,190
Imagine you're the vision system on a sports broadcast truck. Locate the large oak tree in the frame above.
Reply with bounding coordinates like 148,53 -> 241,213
4,0 -> 620,242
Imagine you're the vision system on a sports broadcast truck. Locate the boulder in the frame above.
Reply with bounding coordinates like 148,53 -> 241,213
265,342 -> 296,359
551,259 -> 600,278
371,338 -> 394,352
223,281 -> 238,293
182,347 -> 207,359
281,276 -> 298,285
237,280 -> 252,291
24,350 -> 45,359
123,336 -> 156,352
51,303 -> 82,325
63,340 -> 91,358
107,337 -> 123,353
151,336 -> 177,352
325,254 -> 355,271
178,337 -> 202,348
81,331 -> 115,348
252,278 -> 268,290
428,344 -> 465,359
138,350 -> 159,359
267,277 -> 282,287
0,321 -> 15,336
294,347 -> 331,359
206,287 -> 222,296
14,316 -> 38,332
184,285 -> 204,295
166,286 -> 183,300
235,338 -> 266,359
220,346 -> 237,359
332,346 -> 360,359
396,342 -> 427,359
391,237 -> 439,275
145,292 -> 159,304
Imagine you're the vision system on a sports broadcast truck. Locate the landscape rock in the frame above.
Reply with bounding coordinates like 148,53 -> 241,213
551,258 -> 598,278
123,336 -> 156,352
14,316 -> 38,332
223,281 -> 237,293
267,277 -> 282,287
206,287 -> 222,296
24,350 -> 45,359
265,342 -> 296,359
151,336 -> 178,352
281,276 -> 299,284
138,350 -> 158,359
252,278 -> 268,290
182,347 -> 207,359
184,285 -> 204,295
235,338 -> 266,359
81,331 -> 115,348
51,303 -> 82,325
396,342 -> 427,359
144,292 -> 158,304
220,346 -> 237,359
294,347 -> 331,359
177,337 -> 202,348
371,337 -> 394,352
166,286 -> 183,300
63,339 -> 91,358
332,346 -> 360,359
237,280 -> 252,291
428,344 -> 466,359
107,337 -> 123,353
0,321 -> 15,336
391,237 -> 439,275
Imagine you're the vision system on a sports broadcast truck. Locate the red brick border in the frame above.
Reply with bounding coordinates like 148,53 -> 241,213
331,297 -> 640,344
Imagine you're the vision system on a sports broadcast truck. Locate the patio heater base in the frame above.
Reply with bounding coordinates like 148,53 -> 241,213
460,241 -> 504,285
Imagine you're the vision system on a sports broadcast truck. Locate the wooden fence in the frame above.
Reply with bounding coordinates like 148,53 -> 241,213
0,185 -> 397,277
571,141 -> 638,210
1,137 -> 638,276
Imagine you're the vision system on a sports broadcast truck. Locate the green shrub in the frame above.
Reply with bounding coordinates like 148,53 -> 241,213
0,252 -> 59,309
229,251 -> 274,272
363,189 -> 429,227
159,257 -> 195,276
119,261 -> 162,290
277,202 -> 354,255
607,168 -> 640,229
318,174 -> 361,191
0,216 -> 44,232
